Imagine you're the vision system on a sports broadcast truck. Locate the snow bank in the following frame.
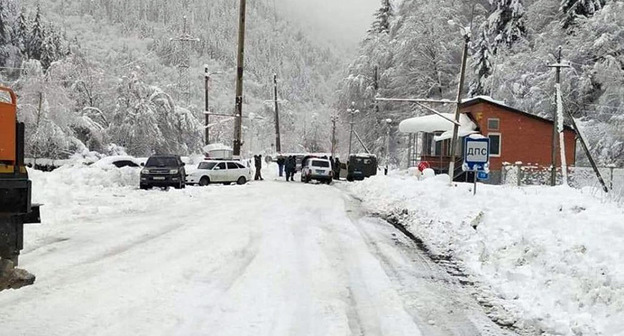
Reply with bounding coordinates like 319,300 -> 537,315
346,176 -> 624,335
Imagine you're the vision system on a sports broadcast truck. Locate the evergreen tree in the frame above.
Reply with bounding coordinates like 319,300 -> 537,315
469,28 -> 493,97
40,29 -> 58,69
488,0 -> 527,52
0,1 -> 10,66
27,5 -> 44,60
368,0 -> 393,35
0,2 -> 8,47
561,0 -> 605,27
13,10 -> 29,55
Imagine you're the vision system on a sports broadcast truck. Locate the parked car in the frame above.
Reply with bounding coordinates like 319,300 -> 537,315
140,155 -> 186,189
93,156 -> 143,169
300,156 -> 333,184
347,154 -> 378,181
186,160 -> 251,186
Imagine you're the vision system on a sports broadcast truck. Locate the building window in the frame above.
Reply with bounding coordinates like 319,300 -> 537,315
488,118 -> 500,130
489,133 -> 501,157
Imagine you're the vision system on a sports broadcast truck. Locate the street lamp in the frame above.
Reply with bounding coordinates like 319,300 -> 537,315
347,102 -> 360,157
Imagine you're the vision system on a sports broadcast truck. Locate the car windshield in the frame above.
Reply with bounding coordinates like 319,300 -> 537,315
198,162 -> 217,170
311,160 -> 330,168
145,157 -> 177,167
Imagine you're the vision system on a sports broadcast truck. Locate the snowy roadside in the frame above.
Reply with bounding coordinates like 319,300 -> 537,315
344,174 -> 624,336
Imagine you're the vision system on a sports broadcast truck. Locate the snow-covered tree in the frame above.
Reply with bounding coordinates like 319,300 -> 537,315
469,27 -> 494,97
368,0 -> 393,35
13,10 -> 28,54
488,0 -> 527,52
561,0 -> 605,27
26,5 -> 44,61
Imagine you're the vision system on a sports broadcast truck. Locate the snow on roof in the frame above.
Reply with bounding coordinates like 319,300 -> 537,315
399,113 -> 478,141
462,95 -> 507,106
202,143 -> 233,152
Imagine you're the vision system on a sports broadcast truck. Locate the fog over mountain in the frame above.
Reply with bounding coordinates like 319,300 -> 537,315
274,0 -> 380,50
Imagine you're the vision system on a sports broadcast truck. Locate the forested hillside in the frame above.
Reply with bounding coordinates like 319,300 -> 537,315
340,0 -> 624,166
0,0 -> 343,158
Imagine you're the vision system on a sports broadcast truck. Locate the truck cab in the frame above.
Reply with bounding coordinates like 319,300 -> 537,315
1,86 -> 40,290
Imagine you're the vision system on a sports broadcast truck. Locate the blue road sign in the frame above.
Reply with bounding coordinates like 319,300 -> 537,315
477,171 -> 489,180
463,137 -> 490,171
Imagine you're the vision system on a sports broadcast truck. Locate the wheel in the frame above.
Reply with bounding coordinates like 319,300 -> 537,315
140,184 -> 151,190
199,176 -> 210,186
237,176 -> 247,185
347,174 -> 354,182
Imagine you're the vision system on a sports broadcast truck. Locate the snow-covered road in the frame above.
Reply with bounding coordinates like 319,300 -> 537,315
1,177 -> 514,336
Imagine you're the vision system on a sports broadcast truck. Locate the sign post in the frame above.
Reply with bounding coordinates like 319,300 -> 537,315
463,137 -> 490,195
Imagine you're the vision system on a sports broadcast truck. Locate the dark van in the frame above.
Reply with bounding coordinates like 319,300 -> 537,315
347,154 -> 378,181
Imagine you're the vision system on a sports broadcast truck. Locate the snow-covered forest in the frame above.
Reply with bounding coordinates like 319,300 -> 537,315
2,0 -> 623,165
0,0 -> 343,158
339,0 -> 624,166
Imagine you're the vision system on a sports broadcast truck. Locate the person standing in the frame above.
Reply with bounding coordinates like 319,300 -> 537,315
334,157 -> 341,180
254,155 -> 264,181
285,155 -> 295,181
277,156 -> 285,177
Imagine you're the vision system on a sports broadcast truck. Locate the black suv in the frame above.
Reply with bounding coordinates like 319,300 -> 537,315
140,155 -> 186,189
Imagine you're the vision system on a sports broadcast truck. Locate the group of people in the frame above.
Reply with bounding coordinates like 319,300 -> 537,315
254,154 -> 343,182
277,156 -> 297,181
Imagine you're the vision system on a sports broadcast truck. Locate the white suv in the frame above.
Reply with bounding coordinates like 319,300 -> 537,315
186,160 -> 251,186
301,158 -> 333,184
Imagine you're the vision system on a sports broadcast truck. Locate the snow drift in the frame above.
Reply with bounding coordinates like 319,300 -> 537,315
346,175 -> 624,335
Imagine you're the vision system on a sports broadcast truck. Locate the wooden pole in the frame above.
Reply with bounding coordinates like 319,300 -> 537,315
447,33 -> 470,185
233,0 -> 247,157
273,74 -> 281,153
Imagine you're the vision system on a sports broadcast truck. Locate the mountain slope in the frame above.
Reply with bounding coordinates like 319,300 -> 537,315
2,0 -> 346,157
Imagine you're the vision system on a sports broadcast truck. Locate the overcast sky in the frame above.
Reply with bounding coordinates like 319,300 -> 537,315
274,0 -> 380,50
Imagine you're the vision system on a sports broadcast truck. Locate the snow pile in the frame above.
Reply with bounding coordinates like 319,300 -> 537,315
29,163 -> 139,191
346,176 -> 624,335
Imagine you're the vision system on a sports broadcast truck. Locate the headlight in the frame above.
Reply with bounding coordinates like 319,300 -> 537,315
169,169 -> 179,174
141,169 -> 150,174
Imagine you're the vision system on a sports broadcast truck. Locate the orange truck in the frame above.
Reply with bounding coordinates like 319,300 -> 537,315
0,86 -> 40,290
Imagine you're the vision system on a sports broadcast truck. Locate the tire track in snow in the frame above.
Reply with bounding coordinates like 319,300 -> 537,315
342,194 -> 517,336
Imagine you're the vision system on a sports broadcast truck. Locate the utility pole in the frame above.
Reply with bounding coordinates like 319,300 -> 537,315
204,66 -> 210,145
233,0 -> 247,157
373,65 -> 380,115
330,114 -> 338,159
548,47 -> 569,186
171,16 -> 199,105
385,118 -> 392,175
447,30 -> 471,185
273,73 -> 281,153
204,68 -> 224,145
347,102 -> 359,157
